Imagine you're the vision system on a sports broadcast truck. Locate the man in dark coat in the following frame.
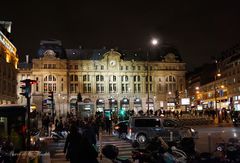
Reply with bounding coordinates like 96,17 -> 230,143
64,123 -> 98,163
82,121 -> 97,146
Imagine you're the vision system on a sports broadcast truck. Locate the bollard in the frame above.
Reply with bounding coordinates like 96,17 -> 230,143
99,131 -> 103,162
170,131 -> 173,142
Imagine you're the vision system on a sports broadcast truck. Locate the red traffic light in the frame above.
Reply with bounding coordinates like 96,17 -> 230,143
19,79 -> 37,98
30,81 -> 38,84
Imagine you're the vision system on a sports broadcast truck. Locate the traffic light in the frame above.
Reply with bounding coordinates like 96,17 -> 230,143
120,109 -> 125,116
48,91 -> 54,101
20,79 -> 37,98
20,82 -> 30,98
175,90 -> 180,108
19,79 -> 37,150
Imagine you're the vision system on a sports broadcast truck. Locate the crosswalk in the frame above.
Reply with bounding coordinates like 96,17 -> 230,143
49,133 -> 133,162
98,134 -> 133,159
49,139 -> 67,163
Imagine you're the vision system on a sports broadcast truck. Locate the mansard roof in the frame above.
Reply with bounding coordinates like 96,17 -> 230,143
66,49 -> 109,60
18,62 -> 32,69
66,45 -> 183,62
37,39 -> 67,59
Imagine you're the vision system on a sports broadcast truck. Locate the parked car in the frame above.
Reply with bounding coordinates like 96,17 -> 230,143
126,116 -> 198,145
112,120 -> 129,139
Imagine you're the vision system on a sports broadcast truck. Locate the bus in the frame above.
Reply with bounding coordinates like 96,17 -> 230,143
0,104 -> 27,152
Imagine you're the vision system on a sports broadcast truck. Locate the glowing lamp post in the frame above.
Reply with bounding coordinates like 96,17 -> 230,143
147,38 -> 158,115
214,71 -> 221,123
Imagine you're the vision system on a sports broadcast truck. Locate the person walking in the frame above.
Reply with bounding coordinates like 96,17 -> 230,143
105,117 -> 112,135
82,120 -> 97,146
64,123 -> 98,163
42,114 -> 50,136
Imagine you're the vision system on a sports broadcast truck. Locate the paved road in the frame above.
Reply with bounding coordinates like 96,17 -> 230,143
194,125 -> 240,153
98,133 -> 133,163
49,132 -> 133,163
49,139 -> 66,163
49,122 -> 238,162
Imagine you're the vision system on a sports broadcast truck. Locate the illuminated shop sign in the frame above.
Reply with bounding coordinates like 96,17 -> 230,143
0,31 -> 16,54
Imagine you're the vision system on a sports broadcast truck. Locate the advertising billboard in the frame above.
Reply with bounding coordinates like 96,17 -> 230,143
181,98 -> 190,105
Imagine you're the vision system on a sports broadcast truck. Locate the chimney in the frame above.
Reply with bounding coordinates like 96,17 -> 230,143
26,55 -> 29,63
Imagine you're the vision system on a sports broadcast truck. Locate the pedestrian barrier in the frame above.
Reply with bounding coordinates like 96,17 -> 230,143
179,118 -> 213,126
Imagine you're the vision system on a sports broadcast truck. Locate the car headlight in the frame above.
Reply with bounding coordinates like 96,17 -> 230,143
190,128 -> 195,133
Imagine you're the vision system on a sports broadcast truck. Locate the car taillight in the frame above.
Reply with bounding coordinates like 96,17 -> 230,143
128,127 -> 132,133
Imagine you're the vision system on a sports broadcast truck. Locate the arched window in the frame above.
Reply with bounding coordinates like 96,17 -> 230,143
165,75 -> 176,93
146,75 -> 153,93
158,77 -> 163,92
109,75 -> 117,93
96,75 -> 104,82
43,75 -> 57,93
70,74 -> 79,93
70,75 -> 78,82
83,75 -> 90,81
96,75 -> 104,93
121,75 -> 128,82
134,75 -> 141,93
121,75 -> 130,93
83,74 -> 91,93
109,75 -> 116,82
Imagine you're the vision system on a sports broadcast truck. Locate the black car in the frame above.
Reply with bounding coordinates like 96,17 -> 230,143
112,120 -> 128,139
232,111 -> 240,126
126,116 -> 198,145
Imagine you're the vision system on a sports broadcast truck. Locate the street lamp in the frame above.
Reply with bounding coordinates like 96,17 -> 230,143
152,39 -> 158,46
214,70 -> 221,123
58,93 -> 61,118
147,38 -> 158,115
62,96 -> 65,116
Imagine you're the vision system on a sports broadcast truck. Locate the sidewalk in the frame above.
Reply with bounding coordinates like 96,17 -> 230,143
213,119 -> 233,127
51,156 -> 111,163
192,119 -> 233,128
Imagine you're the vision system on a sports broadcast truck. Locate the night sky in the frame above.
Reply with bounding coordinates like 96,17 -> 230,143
1,0 -> 240,70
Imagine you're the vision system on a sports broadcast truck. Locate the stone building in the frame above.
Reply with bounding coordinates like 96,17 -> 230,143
186,44 -> 240,121
0,21 -> 18,104
18,40 -> 186,117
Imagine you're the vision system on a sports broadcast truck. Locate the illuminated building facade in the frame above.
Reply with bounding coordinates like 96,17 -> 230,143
18,40 -> 186,117
0,21 -> 18,104
187,45 -> 240,116
218,47 -> 240,111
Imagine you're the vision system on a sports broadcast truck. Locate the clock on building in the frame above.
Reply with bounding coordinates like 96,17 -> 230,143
109,60 -> 116,66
